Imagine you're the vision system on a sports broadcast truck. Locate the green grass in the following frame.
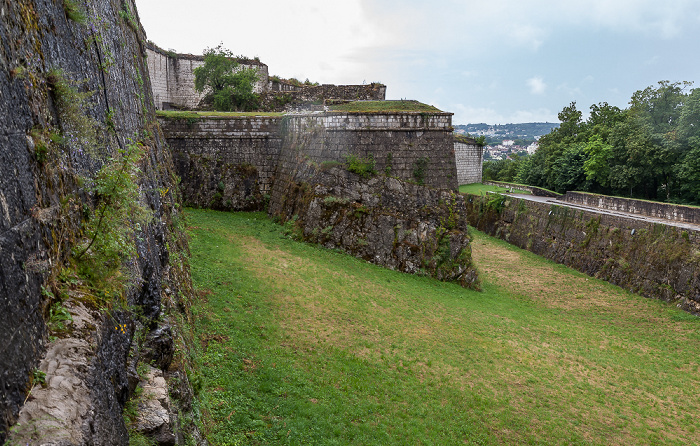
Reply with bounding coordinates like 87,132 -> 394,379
187,209 -> 700,445
458,182 -> 530,195
156,110 -> 284,119
329,100 -> 442,113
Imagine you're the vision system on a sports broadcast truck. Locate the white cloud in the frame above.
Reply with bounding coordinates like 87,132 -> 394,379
527,77 -> 547,95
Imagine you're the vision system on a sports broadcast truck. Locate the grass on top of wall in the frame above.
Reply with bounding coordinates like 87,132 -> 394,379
187,208 -> 700,446
459,182 -> 531,195
156,110 -> 285,119
330,100 -> 442,113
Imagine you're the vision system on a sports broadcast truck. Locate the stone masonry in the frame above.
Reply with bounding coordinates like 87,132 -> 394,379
159,111 -> 459,212
454,135 -> 483,185
146,43 -> 269,110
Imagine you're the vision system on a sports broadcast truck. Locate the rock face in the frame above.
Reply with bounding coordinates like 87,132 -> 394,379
134,366 -> 176,446
464,193 -> 700,313
273,167 -> 480,289
0,0 -> 197,444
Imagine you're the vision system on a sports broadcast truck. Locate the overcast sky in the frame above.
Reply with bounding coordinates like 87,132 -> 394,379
134,0 -> 700,125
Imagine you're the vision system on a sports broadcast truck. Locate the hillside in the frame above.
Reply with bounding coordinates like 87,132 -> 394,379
455,122 -> 560,143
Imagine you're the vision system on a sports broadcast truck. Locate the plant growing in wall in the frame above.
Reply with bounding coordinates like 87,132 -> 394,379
346,154 -> 376,179
412,157 -> 429,185
194,44 -> 260,112
74,142 -> 152,291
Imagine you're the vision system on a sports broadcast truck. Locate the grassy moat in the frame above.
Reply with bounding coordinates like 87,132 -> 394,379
187,209 -> 700,445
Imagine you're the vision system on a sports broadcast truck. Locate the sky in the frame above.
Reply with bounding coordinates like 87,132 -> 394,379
134,0 -> 700,125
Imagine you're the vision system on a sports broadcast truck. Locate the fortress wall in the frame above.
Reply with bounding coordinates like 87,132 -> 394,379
270,112 -> 458,215
560,191 -> 700,225
464,193 -> 700,314
454,138 -> 483,185
159,116 -> 282,210
160,111 -> 459,214
1,0 -> 197,442
146,46 -> 269,110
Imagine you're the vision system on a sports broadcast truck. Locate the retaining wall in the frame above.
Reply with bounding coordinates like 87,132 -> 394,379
269,112 -> 458,215
160,111 -> 459,213
159,115 -> 282,210
559,191 -> 700,225
464,193 -> 700,314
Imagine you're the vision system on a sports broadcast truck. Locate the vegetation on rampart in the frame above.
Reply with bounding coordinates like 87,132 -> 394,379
330,100 -> 442,113
194,44 -> 260,112
188,209 -> 700,445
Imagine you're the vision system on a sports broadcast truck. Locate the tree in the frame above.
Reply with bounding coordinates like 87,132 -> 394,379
194,44 -> 260,111
552,144 -> 590,193
583,135 -> 613,188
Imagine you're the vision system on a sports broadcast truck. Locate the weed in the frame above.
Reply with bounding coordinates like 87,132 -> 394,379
323,196 -> 347,206
32,369 -> 46,387
485,193 -> 506,214
74,143 -> 152,294
46,69 -> 100,158
346,154 -> 376,179
48,302 -> 73,334
412,157 -> 429,185
63,0 -> 87,24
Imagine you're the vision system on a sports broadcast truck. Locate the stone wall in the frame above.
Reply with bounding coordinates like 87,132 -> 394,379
464,193 -> 700,314
146,44 -> 269,110
273,167 -> 479,288
159,115 -> 282,210
160,111 -> 459,214
1,1 -> 197,444
454,136 -> 483,185
270,112 -> 458,215
559,191 -> 700,224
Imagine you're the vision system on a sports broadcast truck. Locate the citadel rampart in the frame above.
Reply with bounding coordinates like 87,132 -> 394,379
159,111 -> 459,212
559,191 -> 700,224
146,44 -> 386,111
146,44 -> 270,110
454,135 -> 483,184
1,1 -> 197,444
464,193 -> 700,314
160,115 -> 282,210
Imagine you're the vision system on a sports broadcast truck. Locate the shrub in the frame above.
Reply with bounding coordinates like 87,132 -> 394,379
63,0 -> 87,24
412,157 -> 429,185
346,154 -> 376,179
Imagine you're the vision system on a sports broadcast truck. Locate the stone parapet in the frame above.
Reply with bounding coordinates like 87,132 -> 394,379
559,191 -> 700,224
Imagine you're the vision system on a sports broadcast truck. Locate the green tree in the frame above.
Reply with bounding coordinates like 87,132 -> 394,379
552,144 -> 590,193
194,44 -> 260,111
583,135 -> 613,188
522,102 -> 585,190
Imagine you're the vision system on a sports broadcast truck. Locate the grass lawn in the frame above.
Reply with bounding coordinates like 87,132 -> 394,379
187,209 -> 700,445
458,183 -> 529,195
329,100 -> 442,113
